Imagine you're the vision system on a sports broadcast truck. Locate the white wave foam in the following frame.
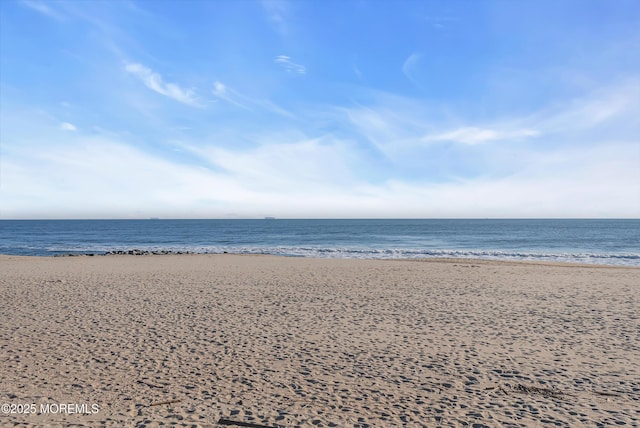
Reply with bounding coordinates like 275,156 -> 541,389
41,245 -> 640,266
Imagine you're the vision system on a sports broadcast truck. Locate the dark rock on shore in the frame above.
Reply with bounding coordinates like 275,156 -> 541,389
54,249 -> 202,257
103,249 -> 195,256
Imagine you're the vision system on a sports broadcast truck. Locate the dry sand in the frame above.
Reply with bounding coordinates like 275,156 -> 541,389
0,254 -> 638,427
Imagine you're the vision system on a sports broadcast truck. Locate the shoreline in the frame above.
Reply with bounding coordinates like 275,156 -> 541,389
1,252 -> 638,269
1,254 -> 639,426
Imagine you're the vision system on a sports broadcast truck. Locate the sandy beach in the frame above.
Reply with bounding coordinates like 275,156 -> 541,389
0,254 -> 638,427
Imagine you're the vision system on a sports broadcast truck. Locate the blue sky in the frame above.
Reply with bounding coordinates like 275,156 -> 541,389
1,0 -> 639,218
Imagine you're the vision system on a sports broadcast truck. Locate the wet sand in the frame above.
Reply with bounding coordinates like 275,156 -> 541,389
1,254 -> 638,427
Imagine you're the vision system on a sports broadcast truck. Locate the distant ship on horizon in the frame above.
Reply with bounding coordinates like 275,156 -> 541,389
264,216 -> 276,220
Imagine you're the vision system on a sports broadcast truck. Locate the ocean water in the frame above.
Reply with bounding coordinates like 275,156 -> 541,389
0,219 -> 638,266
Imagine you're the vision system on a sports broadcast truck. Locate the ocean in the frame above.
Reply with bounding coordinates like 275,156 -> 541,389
0,219 -> 638,266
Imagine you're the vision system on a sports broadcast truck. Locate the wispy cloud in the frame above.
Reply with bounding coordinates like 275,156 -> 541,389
59,122 -> 77,131
275,55 -> 306,74
534,78 -> 640,134
2,82 -> 638,218
256,99 -> 296,119
341,102 -> 431,157
125,63 -> 202,107
422,127 -> 539,145
212,81 -> 294,117
212,81 -> 250,110
337,78 -> 640,195
20,0 -> 64,19
191,131 -> 360,186
3,128 -> 637,218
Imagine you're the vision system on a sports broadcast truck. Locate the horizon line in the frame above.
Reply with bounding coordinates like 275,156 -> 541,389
1,217 -> 639,221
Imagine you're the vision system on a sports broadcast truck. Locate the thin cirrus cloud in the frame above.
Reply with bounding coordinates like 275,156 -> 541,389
186,135 -> 357,190
422,127 -> 540,145
211,81 -> 295,117
534,78 -> 640,133
275,55 -> 306,74
124,63 -> 202,107
212,81 -> 251,110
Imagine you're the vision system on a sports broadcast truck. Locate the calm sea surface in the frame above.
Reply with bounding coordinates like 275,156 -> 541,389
0,219 -> 638,266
